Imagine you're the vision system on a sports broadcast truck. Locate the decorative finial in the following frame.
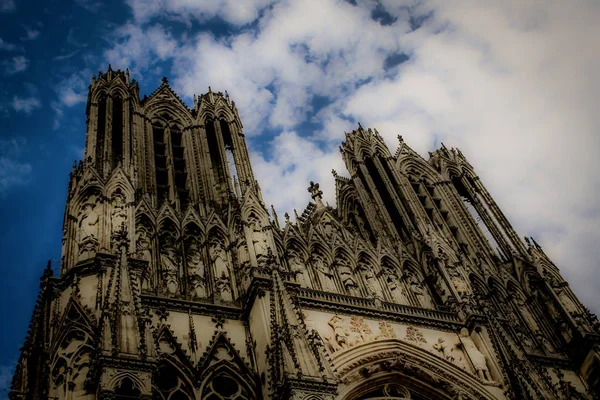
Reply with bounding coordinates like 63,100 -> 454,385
162,76 -> 169,85
358,122 -> 363,130
308,181 -> 325,209
397,134 -> 403,143
108,64 -> 113,71
284,212 -> 290,223
208,86 -> 212,93
331,169 -> 338,177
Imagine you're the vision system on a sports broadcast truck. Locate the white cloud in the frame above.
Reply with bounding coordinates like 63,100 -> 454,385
104,23 -> 178,73
3,55 -> 28,75
0,138 -> 31,193
0,37 -> 22,51
52,69 -> 90,129
111,0 -> 600,312
0,0 -> 15,12
20,26 -> 40,41
12,95 -> 41,114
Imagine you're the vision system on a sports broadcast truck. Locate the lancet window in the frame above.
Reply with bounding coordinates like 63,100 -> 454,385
152,117 -> 189,208
153,362 -> 194,400
111,95 -> 124,169
96,94 -> 107,166
201,372 -> 250,400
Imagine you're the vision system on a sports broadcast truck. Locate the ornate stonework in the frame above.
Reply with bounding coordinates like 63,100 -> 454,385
10,68 -> 600,400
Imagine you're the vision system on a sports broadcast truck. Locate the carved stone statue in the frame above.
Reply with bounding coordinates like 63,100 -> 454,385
325,315 -> 360,352
210,241 -> 230,280
289,252 -> 310,288
385,271 -> 408,304
110,192 -> 127,235
78,199 -> 100,259
405,269 -> 434,309
186,239 -> 206,298
215,273 -> 232,302
249,221 -> 269,262
459,329 -> 491,381
315,258 -> 336,292
160,239 -> 179,295
337,260 -> 359,295
360,264 -> 383,300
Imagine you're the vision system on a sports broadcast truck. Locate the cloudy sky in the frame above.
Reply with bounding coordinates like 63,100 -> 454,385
1,0 -> 599,394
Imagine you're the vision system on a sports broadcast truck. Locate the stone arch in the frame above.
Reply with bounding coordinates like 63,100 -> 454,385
334,339 -> 497,400
403,260 -> 435,309
199,364 -> 256,400
107,372 -> 147,398
144,99 -> 194,128
152,359 -> 195,400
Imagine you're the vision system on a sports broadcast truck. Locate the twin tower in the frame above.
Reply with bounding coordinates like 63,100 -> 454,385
10,67 -> 600,400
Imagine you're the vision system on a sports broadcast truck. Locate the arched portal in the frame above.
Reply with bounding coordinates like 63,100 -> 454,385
334,339 -> 499,400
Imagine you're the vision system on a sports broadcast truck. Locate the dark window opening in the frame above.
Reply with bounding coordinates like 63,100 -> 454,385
220,119 -> 238,190
207,119 -> 226,198
363,157 -> 409,241
153,123 -> 168,204
380,156 -> 418,228
96,96 -> 107,166
170,126 -> 188,207
111,97 -> 123,169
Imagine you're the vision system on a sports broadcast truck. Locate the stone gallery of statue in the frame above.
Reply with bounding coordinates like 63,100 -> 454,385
10,67 -> 600,399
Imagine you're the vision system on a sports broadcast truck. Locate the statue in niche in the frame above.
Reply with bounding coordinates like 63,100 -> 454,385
459,329 -> 492,382
384,269 -> 408,304
160,238 -> 179,295
322,221 -> 334,240
135,228 -> 152,261
515,330 -> 535,351
289,251 -> 310,288
209,240 -> 230,280
337,260 -> 359,295
447,264 -> 469,296
135,227 -> 153,290
186,239 -> 206,299
314,258 -> 336,292
110,192 -> 127,235
535,332 -> 555,355
78,198 -> 100,259
215,273 -> 233,302
405,269 -> 434,309
360,264 -> 383,300
515,295 -> 540,333
237,240 -> 250,271
249,220 -> 269,263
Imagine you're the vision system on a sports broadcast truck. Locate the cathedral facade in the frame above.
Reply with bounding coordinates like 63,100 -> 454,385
10,67 -> 600,399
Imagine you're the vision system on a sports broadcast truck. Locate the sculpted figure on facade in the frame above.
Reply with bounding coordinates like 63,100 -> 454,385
160,236 -> 180,295
110,191 -> 127,237
336,259 -> 359,295
350,315 -> 374,342
359,262 -> 383,300
459,329 -> 492,382
78,196 -> 101,259
314,257 -> 336,292
288,250 -> 310,288
404,326 -> 427,347
325,315 -> 361,352
405,269 -> 434,309
186,238 -> 206,299
249,220 -> 269,264
209,239 -> 230,281
215,273 -> 233,302
383,267 -> 408,305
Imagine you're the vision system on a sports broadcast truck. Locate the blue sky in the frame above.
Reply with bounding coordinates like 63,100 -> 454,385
1,0 -> 600,395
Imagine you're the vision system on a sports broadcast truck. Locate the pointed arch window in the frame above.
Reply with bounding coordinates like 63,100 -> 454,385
220,118 -> 238,188
96,94 -> 107,165
153,362 -> 194,400
152,121 -> 168,204
202,372 -> 249,400
170,124 -> 189,206
111,95 -> 124,169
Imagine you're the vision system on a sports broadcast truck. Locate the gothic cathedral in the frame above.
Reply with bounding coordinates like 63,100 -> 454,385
10,67 -> 600,400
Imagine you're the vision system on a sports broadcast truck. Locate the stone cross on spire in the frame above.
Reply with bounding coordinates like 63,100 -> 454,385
308,181 -> 325,209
